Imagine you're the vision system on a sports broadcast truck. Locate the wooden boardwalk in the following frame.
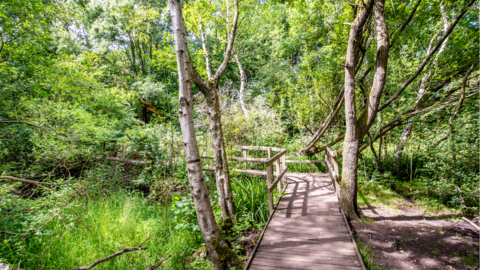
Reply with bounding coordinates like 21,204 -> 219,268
247,173 -> 365,270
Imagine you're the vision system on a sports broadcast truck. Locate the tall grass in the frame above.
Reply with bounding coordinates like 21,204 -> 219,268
0,191 -> 203,270
231,174 -> 278,223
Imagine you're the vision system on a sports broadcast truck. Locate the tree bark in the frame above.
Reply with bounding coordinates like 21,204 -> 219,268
233,48 -> 248,117
205,84 -> 236,222
340,0 -> 375,220
190,0 -> 240,223
128,33 -> 138,79
169,1 -> 241,268
341,0 -> 389,220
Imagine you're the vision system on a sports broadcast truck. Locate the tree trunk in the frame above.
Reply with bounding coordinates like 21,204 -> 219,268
233,48 -> 247,117
128,33 -> 138,79
341,0 -> 389,220
206,84 -> 236,222
169,1 -> 241,268
340,0 -> 374,220
191,0 -> 240,223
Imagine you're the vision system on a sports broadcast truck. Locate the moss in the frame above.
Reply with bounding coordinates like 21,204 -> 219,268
220,217 -> 233,232
209,236 -> 245,269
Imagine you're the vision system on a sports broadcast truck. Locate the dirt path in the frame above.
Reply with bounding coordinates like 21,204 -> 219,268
352,204 -> 479,270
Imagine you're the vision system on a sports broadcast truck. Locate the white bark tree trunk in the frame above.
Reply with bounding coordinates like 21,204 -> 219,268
233,48 -> 248,117
191,0 -> 240,223
169,1 -> 241,268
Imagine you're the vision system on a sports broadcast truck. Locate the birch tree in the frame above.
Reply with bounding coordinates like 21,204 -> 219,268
187,0 -> 240,223
168,0 -> 242,268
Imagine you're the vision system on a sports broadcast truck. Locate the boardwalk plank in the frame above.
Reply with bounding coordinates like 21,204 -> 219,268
247,173 -> 365,270
250,263 -> 361,270
252,257 -> 362,268
254,252 -> 361,266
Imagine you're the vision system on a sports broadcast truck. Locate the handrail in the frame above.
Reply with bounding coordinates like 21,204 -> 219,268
268,166 -> 287,192
265,149 -> 287,166
326,146 -> 337,157
237,145 -> 284,152
202,145 -> 288,215
324,147 -> 367,270
285,159 -> 325,163
200,155 -> 268,163
325,148 -> 340,200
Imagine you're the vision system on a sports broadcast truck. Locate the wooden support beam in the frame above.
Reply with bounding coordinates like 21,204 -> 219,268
275,157 -> 281,193
285,160 -> 325,163
326,146 -> 337,158
268,167 -> 288,193
281,154 -> 286,187
238,146 -> 284,152
266,149 -> 287,166
267,148 -> 274,215
243,149 -> 247,169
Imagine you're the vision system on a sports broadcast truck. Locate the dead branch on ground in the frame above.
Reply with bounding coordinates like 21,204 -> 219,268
145,255 -> 171,270
74,237 -> 150,270
0,173 -> 93,232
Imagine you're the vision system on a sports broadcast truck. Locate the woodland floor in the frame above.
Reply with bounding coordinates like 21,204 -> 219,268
352,202 -> 479,270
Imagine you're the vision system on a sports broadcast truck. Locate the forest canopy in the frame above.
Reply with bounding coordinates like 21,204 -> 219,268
0,0 -> 478,269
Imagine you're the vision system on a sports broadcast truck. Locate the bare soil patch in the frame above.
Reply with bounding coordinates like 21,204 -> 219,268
352,203 -> 479,270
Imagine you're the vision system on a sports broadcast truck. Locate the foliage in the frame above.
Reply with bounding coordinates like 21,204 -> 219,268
1,0 -> 479,268
0,187 -> 202,269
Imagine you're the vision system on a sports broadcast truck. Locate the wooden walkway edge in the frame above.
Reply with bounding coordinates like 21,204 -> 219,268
244,173 -> 366,270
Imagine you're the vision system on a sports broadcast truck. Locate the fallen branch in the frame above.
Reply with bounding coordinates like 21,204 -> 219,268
1,212 -> 60,237
462,217 -> 480,231
74,237 -> 150,270
0,175 -> 57,187
145,255 -> 171,270
1,173 -> 93,232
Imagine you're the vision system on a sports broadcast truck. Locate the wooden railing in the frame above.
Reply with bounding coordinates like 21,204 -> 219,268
324,147 -> 367,270
202,145 -> 288,214
325,146 -> 340,199
98,141 -> 150,164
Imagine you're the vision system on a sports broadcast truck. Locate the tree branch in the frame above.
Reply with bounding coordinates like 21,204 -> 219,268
1,173 -> 92,232
389,0 -> 422,47
74,237 -> 150,270
379,0 -> 476,111
0,120 -> 56,131
449,64 -> 475,123
0,175 -> 57,187
145,255 -> 171,270
213,0 -> 239,81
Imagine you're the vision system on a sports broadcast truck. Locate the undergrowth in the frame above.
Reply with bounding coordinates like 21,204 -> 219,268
0,190 -> 201,269
0,167 -> 278,269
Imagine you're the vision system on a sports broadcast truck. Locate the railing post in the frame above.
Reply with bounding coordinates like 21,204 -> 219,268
267,147 -> 273,215
281,154 -> 286,188
333,154 -> 339,180
325,149 -> 329,174
275,158 -> 281,193
243,149 -> 247,169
